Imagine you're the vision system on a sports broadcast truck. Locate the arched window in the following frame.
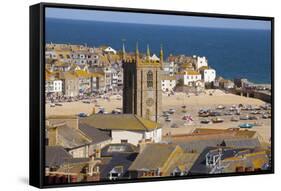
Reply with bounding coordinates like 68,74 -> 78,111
147,71 -> 153,88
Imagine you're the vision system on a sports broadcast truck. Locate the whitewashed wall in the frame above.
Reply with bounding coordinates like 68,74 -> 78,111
111,130 -> 144,145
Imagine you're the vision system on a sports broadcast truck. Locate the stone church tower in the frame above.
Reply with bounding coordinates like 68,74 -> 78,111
123,43 -> 163,122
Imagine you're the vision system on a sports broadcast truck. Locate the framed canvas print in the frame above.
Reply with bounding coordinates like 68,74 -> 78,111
29,2 -> 274,188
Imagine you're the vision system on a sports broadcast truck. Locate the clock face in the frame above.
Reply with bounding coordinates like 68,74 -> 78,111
146,98 -> 154,107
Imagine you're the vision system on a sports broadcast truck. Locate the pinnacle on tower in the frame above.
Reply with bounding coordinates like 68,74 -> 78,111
122,41 -> 126,60
160,43 -> 164,62
160,44 -> 164,68
146,44 -> 150,62
135,41 -> 139,63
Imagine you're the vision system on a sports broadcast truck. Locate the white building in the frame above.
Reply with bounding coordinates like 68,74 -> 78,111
81,114 -> 162,146
46,51 -> 58,59
163,61 -> 177,75
195,56 -> 208,70
202,68 -> 216,83
45,80 -> 63,94
161,75 -> 176,92
150,54 -> 160,62
104,46 -> 117,54
104,67 -> 112,91
183,70 -> 202,86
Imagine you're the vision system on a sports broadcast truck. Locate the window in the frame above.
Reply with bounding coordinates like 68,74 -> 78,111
147,71 -> 153,88
107,145 -> 126,152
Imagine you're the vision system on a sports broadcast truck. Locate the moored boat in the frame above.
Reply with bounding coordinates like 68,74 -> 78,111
212,117 -> 224,123
239,123 -> 254,128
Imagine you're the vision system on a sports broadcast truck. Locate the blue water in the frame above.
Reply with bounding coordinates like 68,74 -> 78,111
46,18 -> 271,83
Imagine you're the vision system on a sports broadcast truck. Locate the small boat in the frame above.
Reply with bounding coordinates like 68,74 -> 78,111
165,118 -> 172,122
212,117 -> 224,123
250,110 -> 258,115
262,114 -> 268,119
199,112 -> 209,117
162,112 -> 170,117
249,116 -> 258,120
77,112 -> 88,117
209,111 -> 221,117
224,111 -> 233,116
168,109 -> 176,114
201,119 -> 210,124
239,123 -> 254,128
216,105 -> 225,110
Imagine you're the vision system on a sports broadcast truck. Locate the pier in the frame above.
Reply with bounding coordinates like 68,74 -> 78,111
230,87 -> 271,103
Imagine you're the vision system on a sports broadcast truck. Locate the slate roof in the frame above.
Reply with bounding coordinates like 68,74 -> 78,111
45,146 -> 72,167
177,139 -> 224,153
192,128 -> 257,139
189,147 -> 248,175
222,138 -> 261,148
165,152 -> 199,175
56,125 -> 91,149
80,114 -> 158,131
128,144 -> 177,171
101,143 -> 138,157
222,150 -> 269,172
79,123 -> 111,144
99,144 -> 138,180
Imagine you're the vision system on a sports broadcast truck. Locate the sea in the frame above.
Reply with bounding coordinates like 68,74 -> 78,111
46,18 -> 272,84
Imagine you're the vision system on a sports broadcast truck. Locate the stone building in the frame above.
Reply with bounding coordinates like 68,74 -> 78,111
122,44 -> 163,122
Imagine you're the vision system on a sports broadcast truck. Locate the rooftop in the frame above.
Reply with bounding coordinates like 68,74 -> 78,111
45,146 -> 72,167
128,143 -> 178,171
80,114 -> 159,131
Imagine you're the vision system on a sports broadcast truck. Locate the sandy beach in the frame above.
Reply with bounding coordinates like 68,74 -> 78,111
46,89 -> 271,143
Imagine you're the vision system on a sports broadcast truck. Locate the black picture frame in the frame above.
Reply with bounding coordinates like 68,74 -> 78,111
30,2 -> 274,188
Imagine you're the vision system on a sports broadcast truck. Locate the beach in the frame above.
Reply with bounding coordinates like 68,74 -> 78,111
46,89 -> 271,143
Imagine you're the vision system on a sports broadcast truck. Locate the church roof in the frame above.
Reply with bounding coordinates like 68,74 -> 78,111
80,114 -> 159,131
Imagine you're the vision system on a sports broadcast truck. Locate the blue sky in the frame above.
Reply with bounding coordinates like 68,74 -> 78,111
46,8 -> 271,30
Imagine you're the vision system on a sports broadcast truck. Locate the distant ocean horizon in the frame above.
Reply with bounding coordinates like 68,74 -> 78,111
46,18 -> 272,84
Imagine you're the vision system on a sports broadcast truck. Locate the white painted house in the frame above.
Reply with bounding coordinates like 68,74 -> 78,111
202,68 -> 216,83
81,114 -> 162,146
45,80 -> 63,94
183,70 -> 202,86
46,51 -> 58,59
195,56 -> 208,70
161,75 -> 176,92
163,61 -> 177,75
